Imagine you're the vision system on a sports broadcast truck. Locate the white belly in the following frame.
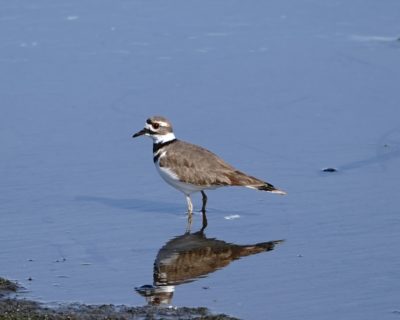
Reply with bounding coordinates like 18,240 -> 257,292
154,151 -> 219,195
155,163 -> 206,195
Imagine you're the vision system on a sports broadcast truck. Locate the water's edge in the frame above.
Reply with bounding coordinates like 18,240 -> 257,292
0,277 -> 239,320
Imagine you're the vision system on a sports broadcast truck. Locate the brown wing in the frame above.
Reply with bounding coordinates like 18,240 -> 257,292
159,140 -> 266,187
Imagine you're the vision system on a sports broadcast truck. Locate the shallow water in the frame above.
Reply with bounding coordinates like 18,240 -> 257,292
1,1 -> 400,319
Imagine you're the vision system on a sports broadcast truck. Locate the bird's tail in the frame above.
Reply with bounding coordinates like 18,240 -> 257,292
236,239 -> 284,257
226,170 -> 286,194
256,182 -> 287,195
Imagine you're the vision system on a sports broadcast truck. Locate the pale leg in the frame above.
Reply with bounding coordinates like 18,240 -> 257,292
185,195 -> 193,232
186,194 -> 193,213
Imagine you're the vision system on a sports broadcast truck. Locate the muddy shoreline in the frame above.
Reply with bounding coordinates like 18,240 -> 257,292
0,277 -> 238,320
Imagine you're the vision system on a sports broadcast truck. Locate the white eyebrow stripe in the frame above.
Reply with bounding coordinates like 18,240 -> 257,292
145,121 -> 169,128
156,121 -> 169,127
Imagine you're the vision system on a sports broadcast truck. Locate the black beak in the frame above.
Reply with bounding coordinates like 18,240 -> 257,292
132,128 -> 149,138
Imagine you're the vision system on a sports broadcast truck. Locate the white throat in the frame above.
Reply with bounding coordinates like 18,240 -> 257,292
151,132 -> 176,144
155,285 -> 175,293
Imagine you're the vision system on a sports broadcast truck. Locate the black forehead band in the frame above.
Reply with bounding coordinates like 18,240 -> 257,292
146,119 -> 152,124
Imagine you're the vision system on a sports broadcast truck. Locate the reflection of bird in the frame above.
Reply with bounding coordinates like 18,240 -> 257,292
132,116 -> 286,225
136,228 -> 283,305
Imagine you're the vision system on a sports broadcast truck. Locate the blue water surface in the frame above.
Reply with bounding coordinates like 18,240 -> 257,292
1,1 -> 400,319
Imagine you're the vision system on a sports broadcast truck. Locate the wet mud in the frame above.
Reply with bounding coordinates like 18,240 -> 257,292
0,277 -> 238,320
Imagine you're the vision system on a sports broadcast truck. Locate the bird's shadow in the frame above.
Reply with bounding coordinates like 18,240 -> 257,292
75,195 -> 255,218
75,195 -> 182,214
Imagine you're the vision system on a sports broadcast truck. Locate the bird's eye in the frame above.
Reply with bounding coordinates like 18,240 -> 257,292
152,123 -> 160,129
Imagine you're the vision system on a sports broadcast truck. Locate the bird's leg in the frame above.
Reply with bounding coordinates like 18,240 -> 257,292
201,210 -> 208,232
186,194 -> 194,213
200,191 -> 208,231
185,195 -> 193,233
201,191 -> 208,212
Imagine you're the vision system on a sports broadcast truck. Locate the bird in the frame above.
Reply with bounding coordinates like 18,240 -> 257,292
132,116 -> 286,223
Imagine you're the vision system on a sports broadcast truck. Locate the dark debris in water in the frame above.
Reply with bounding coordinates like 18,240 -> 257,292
322,167 -> 338,173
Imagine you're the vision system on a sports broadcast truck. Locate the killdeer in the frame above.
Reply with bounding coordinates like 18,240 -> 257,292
132,116 -> 286,221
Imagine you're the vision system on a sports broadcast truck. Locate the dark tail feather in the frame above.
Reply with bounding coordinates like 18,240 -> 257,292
228,170 -> 287,194
236,240 -> 285,257
257,182 -> 287,195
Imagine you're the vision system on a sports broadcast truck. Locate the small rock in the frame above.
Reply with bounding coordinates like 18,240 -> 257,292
322,167 -> 337,172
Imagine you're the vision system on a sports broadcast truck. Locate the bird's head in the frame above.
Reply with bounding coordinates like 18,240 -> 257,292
132,116 -> 176,144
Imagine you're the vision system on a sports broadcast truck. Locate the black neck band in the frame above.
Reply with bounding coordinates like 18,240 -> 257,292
153,139 -> 177,163
153,139 -> 177,153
